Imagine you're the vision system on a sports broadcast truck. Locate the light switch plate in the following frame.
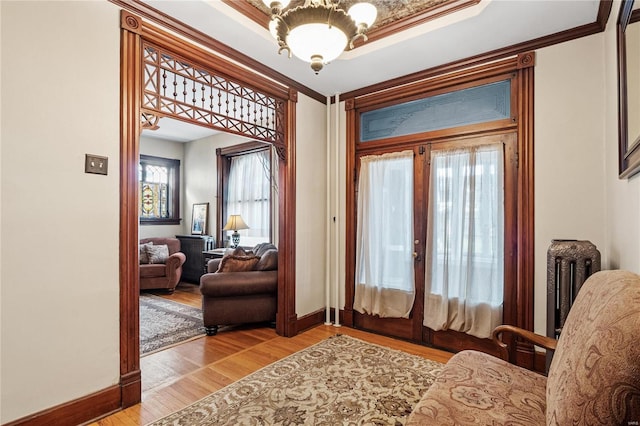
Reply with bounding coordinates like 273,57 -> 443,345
85,154 -> 108,175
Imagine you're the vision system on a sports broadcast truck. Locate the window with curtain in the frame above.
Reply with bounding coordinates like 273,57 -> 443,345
225,149 -> 271,247
424,144 -> 504,338
139,154 -> 180,225
353,150 -> 415,318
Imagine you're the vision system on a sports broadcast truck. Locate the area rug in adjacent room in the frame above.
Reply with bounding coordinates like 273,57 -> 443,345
140,293 -> 206,356
147,334 -> 444,425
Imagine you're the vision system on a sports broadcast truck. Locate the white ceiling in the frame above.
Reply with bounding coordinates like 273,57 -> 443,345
140,0 -> 603,141
141,0 -> 602,96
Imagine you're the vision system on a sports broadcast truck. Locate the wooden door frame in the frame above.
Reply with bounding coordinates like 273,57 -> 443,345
119,11 -> 297,407
344,53 -> 535,366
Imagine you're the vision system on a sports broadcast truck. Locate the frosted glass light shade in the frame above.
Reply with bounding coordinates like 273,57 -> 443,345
262,0 -> 291,9
287,23 -> 348,64
348,3 -> 377,27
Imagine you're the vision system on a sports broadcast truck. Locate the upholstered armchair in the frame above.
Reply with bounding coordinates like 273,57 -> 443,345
139,237 -> 186,292
407,270 -> 640,425
199,243 -> 278,336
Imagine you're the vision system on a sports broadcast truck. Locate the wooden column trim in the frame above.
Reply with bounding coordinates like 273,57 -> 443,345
277,91 -> 298,337
343,98 -> 356,327
119,10 -> 142,408
516,54 -> 535,333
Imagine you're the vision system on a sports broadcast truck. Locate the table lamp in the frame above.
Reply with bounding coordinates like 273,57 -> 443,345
223,214 -> 249,248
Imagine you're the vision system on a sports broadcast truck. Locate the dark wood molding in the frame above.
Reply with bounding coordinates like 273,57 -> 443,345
109,0 -> 325,104
3,385 -> 121,426
511,53 -> 536,364
119,11 -> 142,408
352,58 -> 519,110
296,309 -> 328,333
517,51 -> 536,69
617,1 -> 640,178
217,141 -> 271,156
343,99 -> 357,329
516,61 -> 535,334
276,94 -> 298,337
120,370 -> 142,409
364,0 -> 481,45
341,1 -> 612,100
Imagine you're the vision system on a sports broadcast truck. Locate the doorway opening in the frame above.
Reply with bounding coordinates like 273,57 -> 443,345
119,11 -> 298,407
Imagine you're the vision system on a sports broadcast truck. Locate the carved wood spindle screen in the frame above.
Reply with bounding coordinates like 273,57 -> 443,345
141,42 -> 283,145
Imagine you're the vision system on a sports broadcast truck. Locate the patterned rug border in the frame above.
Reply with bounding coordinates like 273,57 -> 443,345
140,293 -> 206,356
146,333 -> 444,425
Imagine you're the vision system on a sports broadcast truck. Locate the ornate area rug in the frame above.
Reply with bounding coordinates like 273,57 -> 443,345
147,334 -> 443,425
140,293 -> 205,356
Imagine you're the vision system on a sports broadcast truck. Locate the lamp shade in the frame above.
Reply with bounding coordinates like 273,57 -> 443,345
348,3 -> 377,28
222,215 -> 249,231
287,23 -> 348,64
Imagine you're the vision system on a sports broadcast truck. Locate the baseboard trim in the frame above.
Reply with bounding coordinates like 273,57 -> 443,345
296,309 -> 325,333
120,369 -> 142,408
4,384 -> 121,426
296,308 -> 344,333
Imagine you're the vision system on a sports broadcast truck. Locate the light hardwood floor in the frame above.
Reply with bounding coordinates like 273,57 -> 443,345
92,282 -> 453,425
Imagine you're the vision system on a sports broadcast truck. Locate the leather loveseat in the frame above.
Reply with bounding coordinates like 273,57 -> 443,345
139,237 -> 186,292
199,243 -> 278,336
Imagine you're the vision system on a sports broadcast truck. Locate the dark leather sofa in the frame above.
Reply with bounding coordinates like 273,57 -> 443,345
199,243 -> 278,335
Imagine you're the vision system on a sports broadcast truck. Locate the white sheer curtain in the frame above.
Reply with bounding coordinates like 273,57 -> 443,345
424,144 -> 504,338
226,150 -> 271,247
353,150 -> 415,318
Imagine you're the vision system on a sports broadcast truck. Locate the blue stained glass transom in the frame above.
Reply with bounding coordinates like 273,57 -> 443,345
360,80 -> 511,142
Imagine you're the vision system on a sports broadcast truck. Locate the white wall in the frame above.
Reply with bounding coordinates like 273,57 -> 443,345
139,136 -> 186,239
0,2 -> 121,423
295,94 -> 328,316
534,2 -> 640,334
183,132 -> 248,243
534,33 -> 608,334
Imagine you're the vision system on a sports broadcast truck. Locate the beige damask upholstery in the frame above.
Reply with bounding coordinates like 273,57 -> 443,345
408,270 -> 640,425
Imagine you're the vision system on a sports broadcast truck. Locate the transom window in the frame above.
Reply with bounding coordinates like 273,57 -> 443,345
139,154 -> 181,225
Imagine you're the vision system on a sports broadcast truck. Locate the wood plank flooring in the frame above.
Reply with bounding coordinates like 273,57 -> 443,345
92,282 -> 453,425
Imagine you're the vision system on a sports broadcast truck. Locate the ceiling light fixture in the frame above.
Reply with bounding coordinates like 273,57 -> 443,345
263,0 -> 377,74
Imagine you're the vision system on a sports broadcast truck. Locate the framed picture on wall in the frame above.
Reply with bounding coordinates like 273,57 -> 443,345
191,203 -> 208,235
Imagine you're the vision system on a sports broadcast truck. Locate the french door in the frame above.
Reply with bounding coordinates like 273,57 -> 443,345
352,132 -> 517,354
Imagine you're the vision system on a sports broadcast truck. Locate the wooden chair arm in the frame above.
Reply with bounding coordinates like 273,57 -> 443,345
492,324 -> 558,361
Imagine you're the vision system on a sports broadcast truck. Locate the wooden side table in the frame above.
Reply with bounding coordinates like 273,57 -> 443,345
175,235 -> 215,283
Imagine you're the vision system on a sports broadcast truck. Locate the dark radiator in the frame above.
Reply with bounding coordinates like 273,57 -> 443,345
546,240 -> 601,339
